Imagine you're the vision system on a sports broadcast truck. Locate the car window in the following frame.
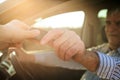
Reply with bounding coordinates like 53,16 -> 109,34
23,11 -> 85,51
96,9 -> 108,45
0,0 -> 6,4
98,9 -> 107,26
33,11 -> 85,29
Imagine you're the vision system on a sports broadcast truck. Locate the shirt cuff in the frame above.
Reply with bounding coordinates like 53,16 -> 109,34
96,51 -> 115,79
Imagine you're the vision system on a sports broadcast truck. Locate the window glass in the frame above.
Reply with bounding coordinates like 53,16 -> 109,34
98,9 -> 107,26
96,9 -> 108,45
0,0 -> 6,4
98,9 -> 107,18
33,11 -> 85,29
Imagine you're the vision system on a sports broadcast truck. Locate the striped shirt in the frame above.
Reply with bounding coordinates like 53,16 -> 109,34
97,49 -> 120,80
83,43 -> 120,80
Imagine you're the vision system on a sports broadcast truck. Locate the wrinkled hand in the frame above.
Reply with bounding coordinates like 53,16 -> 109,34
1,19 -> 40,43
41,29 -> 85,61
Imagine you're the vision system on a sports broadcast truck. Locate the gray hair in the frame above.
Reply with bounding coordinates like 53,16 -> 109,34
107,6 -> 120,16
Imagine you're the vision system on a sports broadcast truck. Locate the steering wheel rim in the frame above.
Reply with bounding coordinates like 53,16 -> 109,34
10,51 -> 34,80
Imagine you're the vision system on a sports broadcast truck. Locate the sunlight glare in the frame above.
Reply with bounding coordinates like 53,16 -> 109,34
33,11 -> 85,29
0,0 -> 6,4
0,52 -> 3,57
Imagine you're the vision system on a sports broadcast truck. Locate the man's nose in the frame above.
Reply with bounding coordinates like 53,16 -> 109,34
108,23 -> 117,32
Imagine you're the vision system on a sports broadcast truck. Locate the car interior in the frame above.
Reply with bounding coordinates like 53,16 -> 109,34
0,0 -> 119,80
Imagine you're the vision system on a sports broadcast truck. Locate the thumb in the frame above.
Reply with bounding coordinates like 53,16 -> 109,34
24,30 -> 40,39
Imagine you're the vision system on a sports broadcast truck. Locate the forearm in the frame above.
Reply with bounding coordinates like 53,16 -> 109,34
73,51 -> 120,79
73,50 -> 99,72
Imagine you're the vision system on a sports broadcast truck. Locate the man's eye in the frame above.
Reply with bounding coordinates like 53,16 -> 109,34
106,21 -> 111,25
116,21 -> 120,27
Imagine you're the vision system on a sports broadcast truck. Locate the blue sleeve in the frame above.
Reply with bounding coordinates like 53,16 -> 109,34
96,51 -> 120,80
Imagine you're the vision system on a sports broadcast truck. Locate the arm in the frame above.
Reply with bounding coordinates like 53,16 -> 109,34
40,29 -> 99,71
40,29 -> 120,79
75,50 -> 120,80
73,50 -> 99,72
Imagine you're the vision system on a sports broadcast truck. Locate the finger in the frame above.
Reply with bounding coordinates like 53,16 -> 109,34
40,29 -> 64,45
55,31 -> 77,52
23,30 -> 40,39
64,42 -> 80,60
65,41 -> 85,60
58,36 -> 77,60
10,29 -> 40,43
57,32 -> 79,60
27,38 -> 40,44
47,40 -> 55,47
7,19 -> 30,30
53,31 -> 70,51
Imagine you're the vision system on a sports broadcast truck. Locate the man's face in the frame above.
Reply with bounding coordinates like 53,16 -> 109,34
105,11 -> 120,49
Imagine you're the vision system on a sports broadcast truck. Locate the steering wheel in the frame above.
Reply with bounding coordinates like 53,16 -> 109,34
10,51 -> 34,80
